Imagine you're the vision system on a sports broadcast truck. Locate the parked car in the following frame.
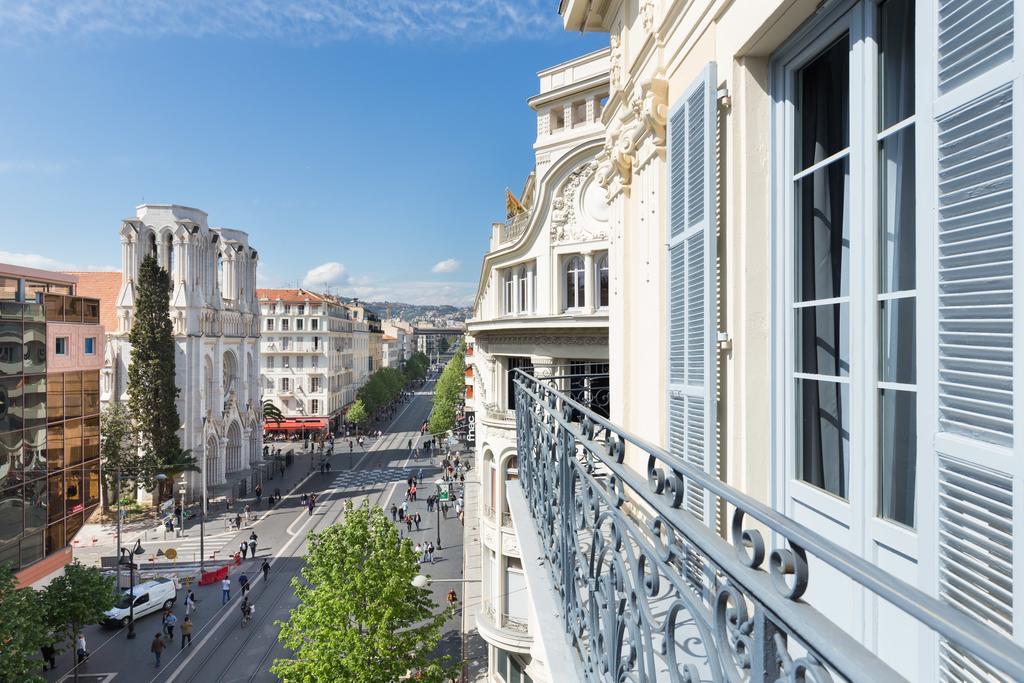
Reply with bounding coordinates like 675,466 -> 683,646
103,577 -> 177,628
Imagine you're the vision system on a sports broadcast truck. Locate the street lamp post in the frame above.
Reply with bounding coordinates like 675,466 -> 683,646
120,539 -> 145,639
178,474 -> 187,537
115,467 -> 123,591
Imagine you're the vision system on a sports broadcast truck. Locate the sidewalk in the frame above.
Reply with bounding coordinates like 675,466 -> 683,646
460,442 -> 488,682
72,441 -> 373,575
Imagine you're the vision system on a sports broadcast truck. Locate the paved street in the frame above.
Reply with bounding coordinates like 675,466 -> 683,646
43,375 -> 469,683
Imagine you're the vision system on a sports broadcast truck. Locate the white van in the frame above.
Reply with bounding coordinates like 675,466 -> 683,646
103,577 -> 177,628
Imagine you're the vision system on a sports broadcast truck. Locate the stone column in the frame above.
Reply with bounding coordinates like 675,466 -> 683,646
583,250 -> 595,313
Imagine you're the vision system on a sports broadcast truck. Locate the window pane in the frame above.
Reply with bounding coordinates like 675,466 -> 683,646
65,372 -> 82,419
879,388 -> 916,526
0,539 -> 18,571
47,423 -> 64,470
65,418 -> 83,466
879,128 -> 916,292
47,474 -> 64,523
797,35 -> 850,170
83,299 -> 100,325
45,521 -> 65,555
66,469 -> 83,515
42,294 -> 64,322
879,0 -> 915,129
880,298 -> 916,384
23,427 -> 46,478
24,478 -> 46,533
0,377 -> 22,433
796,378 -> 849,498
0,321 -> 23,376
65,297 -> 83,323
23,375 -> 45,429
795,303 -> 850,376
47,374 -> 63,423
0,486 -> 23,544
23,323 -> 46,374
20,530 -> 43,567
0,278 -> 18,302
796,159 -> 849,301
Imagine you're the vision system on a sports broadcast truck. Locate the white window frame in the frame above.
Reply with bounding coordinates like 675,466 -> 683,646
563,255 -> 586,311
84,337 -> 96,356
770,0 -> 921,556
55,337 -> 68,356
596,252 -> 609,309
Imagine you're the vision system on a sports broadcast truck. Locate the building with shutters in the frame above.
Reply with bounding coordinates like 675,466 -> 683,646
257,289 -> 356,436
471,1 -> 1024,681
465,48 -> 612,682
77,204 -> 262,504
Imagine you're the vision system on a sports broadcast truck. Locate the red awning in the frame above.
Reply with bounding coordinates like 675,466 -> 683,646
263,418 -> 328,431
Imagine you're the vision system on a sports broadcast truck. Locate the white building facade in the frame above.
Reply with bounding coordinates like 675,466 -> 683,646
257,289 -> 355,434
466,48 -> 611,683
472,1 -> 1024,682
100,204 -> 261,499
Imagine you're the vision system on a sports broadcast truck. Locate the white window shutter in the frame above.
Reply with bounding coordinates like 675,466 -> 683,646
667,62 -> 717,528
928,1 -> 1019,678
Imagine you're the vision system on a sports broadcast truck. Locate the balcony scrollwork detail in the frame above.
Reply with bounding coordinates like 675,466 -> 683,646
511,369 -> 1024,683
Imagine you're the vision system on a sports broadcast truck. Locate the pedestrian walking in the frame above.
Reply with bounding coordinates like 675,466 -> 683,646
428,541 -> 436,564
75,632 -> 88,664
402,500 -> 409,517
390,503 -> 397,521
162,609 -> 177,639
240,540 -> 248,560
447,589 -> 458,608
185,589 -> 196,616
408,438 -> 413,450
151,633 -> 165,667
234,513 -> 242,530
240,573 -> 251,595
301,492 -> 308,506
349,440 -> 353,452
307,498 -> 315,516
326,461 -> 332,473
414,512 -> 421,530
406,516 -> 413,532
180,616 -> 193,649
221,577 -> 231,604
255,484 -> 263,504
40,642 -> 56,671
249,531 -> 258,555
261,558 -> 271,582
244,504 -> 252,522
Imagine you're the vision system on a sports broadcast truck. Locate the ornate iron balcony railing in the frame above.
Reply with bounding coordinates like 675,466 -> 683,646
511,369 -> 1024,682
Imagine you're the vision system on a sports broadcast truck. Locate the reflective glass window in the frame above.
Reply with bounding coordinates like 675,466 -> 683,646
45,521 -> 64,555
0,377 -> 22,433
46,423 -> 63,470
0,321 -> 23,376
42,294 -> 64,322
65,418 -> 82,466
47,374 -> 63,423
47,474 -> 64,523
0,486 -> 23,544
23,323 -> 46,374
24,478 -> 45,532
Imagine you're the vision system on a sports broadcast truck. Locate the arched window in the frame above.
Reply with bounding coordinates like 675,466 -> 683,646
518,267 -> 529,313
147,232 -> 157,258
164,233 -> 174,277
565,255 -> 585,309
503,270 -> 514,314
597,253 -> 609,308
216,252 -> 224,294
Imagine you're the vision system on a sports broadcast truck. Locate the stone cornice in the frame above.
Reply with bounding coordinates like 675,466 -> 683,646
480,334 -> 607,347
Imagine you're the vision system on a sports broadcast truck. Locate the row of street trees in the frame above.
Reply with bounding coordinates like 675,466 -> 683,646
428,348 -> 465,435
345,352 -> 431,430
0,563 -> 115,682
99,254 -> 198,509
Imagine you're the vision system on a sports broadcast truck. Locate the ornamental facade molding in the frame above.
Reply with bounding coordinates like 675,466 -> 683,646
596,75 -> 669,199
484,334 -> 607,347
550,161 -> 609,244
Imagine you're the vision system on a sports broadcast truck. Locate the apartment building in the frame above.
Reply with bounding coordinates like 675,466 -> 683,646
473,0 -> 1024,681
0,264 -> 104,586
257,289 -> 356,435
466,47 -> 611,682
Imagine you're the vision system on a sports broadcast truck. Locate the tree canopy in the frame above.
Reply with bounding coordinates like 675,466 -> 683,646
272,504 -> 459,682
0,566 -> 50,683
99,401 -> 138,510
346,399 -> 368,426
42,562 -> 116,672
428,349 -> 466,436
356,367 -> 407,415
403,351 -> 429,381
127,254 -> 183,492
262,398 -> 285,425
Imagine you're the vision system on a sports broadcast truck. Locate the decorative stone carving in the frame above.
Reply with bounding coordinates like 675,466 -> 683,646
486,335 -> 607,347
609,33 -> 623,90
640,77 -> 669,147
550,162 -> 608,243
502,531 -> 521,557
641,0 -> 655,32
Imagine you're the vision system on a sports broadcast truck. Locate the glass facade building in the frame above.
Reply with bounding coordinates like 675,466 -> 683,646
0,270 -> 102,579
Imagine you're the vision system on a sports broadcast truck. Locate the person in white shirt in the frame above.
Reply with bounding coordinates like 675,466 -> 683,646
221,577 -> 231,604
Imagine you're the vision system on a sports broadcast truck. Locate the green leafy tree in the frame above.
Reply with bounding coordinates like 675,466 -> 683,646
99,401 -> 138,511
403,352 -> 429,381
42,562 -> 116,682
346,400 -> 368,432
0,566 -> 49,683
261,398 -> 285,425
127,254 -> 183,499
428,350 -> 466,437
272,504 -> 459,682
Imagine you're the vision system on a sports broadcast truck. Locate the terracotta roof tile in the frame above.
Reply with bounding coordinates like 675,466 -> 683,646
256,288 -> 327,304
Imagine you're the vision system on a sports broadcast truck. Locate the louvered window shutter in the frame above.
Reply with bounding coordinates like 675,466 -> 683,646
667,63 -> 717,527
929,1 -> 1019,678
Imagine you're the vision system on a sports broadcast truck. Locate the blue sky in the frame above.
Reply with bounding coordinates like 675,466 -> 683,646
0,1 -> 605,306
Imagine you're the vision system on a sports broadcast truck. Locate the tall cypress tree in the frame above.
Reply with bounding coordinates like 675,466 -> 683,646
127,254 -> 183,494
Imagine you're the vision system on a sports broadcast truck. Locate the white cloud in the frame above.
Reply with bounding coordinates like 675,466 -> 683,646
0,1 -> 558,45
431,258 -> 460,274
0,249 -> 116,272
302,261 -> 347,288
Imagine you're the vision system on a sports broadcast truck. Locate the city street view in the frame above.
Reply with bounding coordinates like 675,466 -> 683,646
3,1 -> 1024,682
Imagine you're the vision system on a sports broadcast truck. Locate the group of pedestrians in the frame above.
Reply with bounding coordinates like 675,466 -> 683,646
238,531 -> 259,560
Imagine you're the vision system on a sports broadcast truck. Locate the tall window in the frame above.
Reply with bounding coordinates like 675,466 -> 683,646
311,377 -> 321,393
282,356 -> 290,368
596,253 -> 609,308
282,337 -> 291,350
296,319 -> 304,331
298,304 -> 305,315
506,357 -> 533,410
311,319 -> 319,331
267,357 -> 275,370
517,267 -> 530,313
266,319 -> 274,331
280,377 -> 290,391
281,319 -> 289,331
780,0 -> 916,526
503,270 -> 514,314
296,356 -> 304,370
311,399 -> 320,414
564,255 -> 585,310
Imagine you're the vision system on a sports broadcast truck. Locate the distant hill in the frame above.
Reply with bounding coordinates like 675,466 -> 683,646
361,300 -> 470,324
